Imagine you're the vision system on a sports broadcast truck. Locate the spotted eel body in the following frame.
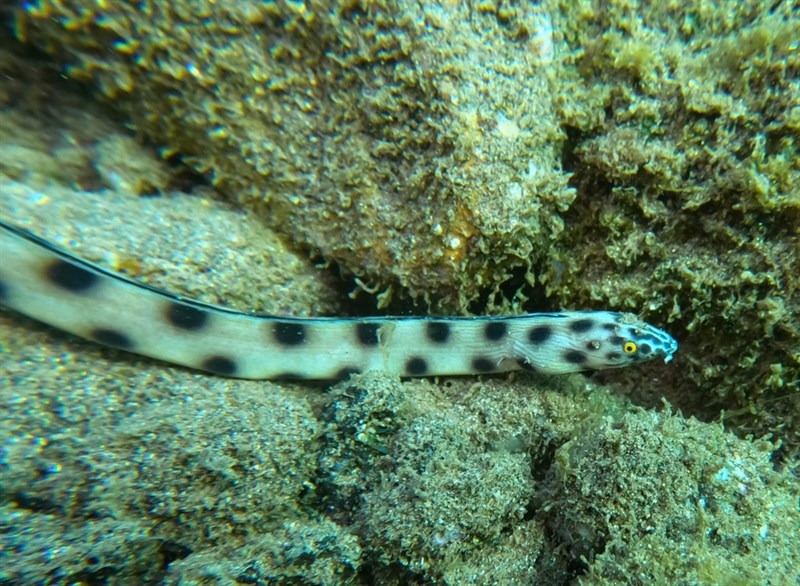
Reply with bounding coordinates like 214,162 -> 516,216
0,221 -> 678,380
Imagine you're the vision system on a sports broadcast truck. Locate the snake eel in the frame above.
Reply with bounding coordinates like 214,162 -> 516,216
0,220 -> 678,380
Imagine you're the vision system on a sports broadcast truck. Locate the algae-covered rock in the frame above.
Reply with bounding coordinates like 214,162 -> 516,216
317,373 -> 800,585
0,506 -> 164,584
317,373 -> 551,583
316,372 -> 627,583
16,0 -> 572,311
539,410 -> 800,585
2,3 -> 800,585
4,310 -> 798,584
548,0 -> 800,456
0,45 -> 354,583
0,45 -> 340,317
14,0 -> 800,456
0,311 -> 362,584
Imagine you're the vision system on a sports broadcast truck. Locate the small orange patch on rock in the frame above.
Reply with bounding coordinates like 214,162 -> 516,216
444,204 -> 478,265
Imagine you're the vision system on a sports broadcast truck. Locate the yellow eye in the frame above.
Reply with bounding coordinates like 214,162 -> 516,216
623,341 -> 638,354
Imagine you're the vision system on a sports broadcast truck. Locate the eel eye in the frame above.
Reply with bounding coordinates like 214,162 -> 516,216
623,341 -> 638,354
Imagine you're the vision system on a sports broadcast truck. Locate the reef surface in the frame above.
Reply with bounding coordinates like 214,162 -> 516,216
1,1 -> 799,584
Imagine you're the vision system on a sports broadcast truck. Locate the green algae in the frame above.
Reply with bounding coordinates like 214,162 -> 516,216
2,2 -> 800,584
16,0 -> 573,313
0,312 -> 361,584
547,0 -> 799,457
318,371 -> 799,584
541,409 -> 799,586
0,47 -> 340,318
318,375 -> 540,579
14,0 -> 800,457
4,313 -> 798,584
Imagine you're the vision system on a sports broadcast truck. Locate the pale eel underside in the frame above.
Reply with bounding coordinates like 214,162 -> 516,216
0,221 -> 678,380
